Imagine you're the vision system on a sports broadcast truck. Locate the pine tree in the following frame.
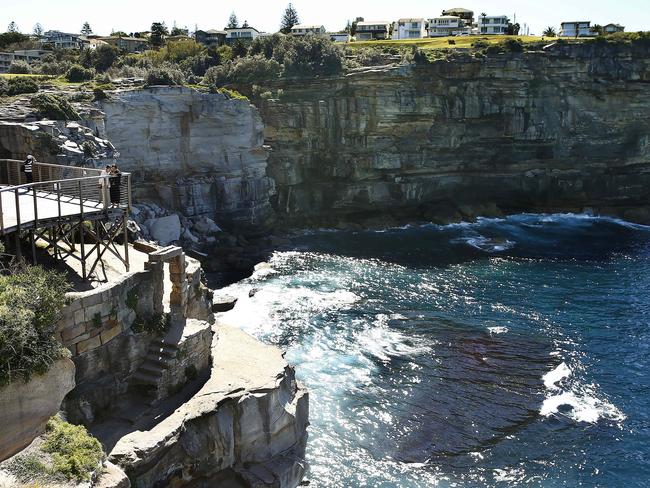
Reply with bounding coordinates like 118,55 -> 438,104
280,3 -> 299,34
242,20 -> 250,29
150,22 -> 168,47
33,23 -> 44,36
7,22 -> 19,33
81,22 -> 93,35
227,12 -> 239,29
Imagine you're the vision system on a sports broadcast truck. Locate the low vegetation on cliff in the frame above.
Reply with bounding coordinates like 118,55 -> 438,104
5,416 -> 104,483
0,264 -> 70,386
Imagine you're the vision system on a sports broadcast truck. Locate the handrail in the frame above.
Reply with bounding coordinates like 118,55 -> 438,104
0,158 -> 132,234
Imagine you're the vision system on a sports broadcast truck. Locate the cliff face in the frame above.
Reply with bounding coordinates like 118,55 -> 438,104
110,323 -> 309,487
97,87 -> 276,234
259,43 -> 650,227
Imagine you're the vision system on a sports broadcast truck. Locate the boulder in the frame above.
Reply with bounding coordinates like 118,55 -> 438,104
143,215 -> 181,246
0,358 -> 76,462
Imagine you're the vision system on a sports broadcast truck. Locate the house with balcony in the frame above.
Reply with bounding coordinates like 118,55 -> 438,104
195,29 -> 227,47
428,16 -> 469,37
559,21 -> 592,37
0,49 -> 47,73
99,36 -> 148,53
441,7 -> 474,24
291,25 -> 327,36
41,30 -> 88,49
603,23 -> 625,34
392,18 -> 427,39
477,15 -> 510,35
225,27 -> 260,44
355,21 -> 392,40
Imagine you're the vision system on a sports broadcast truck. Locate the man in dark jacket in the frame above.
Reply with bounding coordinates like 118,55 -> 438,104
22,155 -> 34,184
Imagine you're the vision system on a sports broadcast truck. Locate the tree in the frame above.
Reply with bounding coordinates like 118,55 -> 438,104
280,3 -> 300,34
111,30 -> 129,37
507,22 -> 520,35
227,12 -> 239,29
242,20 -> 250,29
93,44 -> 118,71
591,24 -> 604,35
33,23 -> 44,37
7,21 -> 19,33
231,39 -> 248,58
81,22 -> 93,35
542,26 -> 556,37
150,22 -> 168,47
170,26 -> 188,36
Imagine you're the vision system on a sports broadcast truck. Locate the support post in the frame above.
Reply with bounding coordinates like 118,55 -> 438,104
123,213 -> 129,272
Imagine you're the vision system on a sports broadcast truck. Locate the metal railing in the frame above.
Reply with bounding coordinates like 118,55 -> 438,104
0,159 -> 132,234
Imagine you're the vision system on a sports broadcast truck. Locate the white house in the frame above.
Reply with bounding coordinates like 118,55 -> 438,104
225,27 -> 260,44
603,23 -> 625,34
355,21 -> 392,41
392,18 -> 427,39
291,25 -> 327,36
41,31 -> 88,49
330,33 -> 351,43
477,15 -> 510,35
428,16 -> 469,37
559,21 -> 592,37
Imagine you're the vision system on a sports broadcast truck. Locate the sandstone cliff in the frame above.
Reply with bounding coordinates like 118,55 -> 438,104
109,323 -> 309,487
96,87 -> 276,234
258,43 -> 650,227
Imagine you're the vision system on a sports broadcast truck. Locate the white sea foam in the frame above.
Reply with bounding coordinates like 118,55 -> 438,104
488,326 -> 509,335
540,361 -> 626,424
542,362 -> 571,389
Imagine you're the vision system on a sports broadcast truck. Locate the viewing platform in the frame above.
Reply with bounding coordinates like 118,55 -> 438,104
0,159 -> 132,280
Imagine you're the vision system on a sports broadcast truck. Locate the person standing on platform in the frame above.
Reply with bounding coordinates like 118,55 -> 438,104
109,164 -> 122,207
21,155 -> 34,188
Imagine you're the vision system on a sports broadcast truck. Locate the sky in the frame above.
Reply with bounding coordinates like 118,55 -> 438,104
2,0 -> 648,37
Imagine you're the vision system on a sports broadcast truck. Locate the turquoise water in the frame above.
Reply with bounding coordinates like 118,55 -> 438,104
219,214 -> 650,487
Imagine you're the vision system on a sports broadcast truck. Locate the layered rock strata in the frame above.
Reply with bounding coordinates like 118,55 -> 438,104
109,323 -> 309,487
259,43 -> 650,227
97,87 -> 276,234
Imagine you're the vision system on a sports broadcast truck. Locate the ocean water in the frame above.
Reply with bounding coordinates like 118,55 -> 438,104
217,214 -> 650,487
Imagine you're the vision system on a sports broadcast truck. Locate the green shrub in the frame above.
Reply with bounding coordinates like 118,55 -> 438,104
204,55 -> 281,86
37,59 -> 71,75
65,64 -> 94,82
93,44 -> 119,71
43,417 -> 104,482
0,266 -> 70,386
93,87 -> 108,100
215,87 -> 249,101
471,39 -> 490,49
30,93 -> 79,120
4,77 -> 39,96
0,78 -> 7,96
144,64 -> 184,85
247,34 -> 344,77
8,60 -> 31,74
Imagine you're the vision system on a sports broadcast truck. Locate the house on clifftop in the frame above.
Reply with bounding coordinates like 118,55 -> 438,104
355,21 -> 392,40
392,18 -> 427,39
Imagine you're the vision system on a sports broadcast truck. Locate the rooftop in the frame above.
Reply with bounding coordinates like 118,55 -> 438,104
443,7 -> 473,13
356,21 -> 391,27
291,24 -> 325,30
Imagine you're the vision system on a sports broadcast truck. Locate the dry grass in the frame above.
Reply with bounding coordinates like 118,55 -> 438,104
348,35 -> 565,51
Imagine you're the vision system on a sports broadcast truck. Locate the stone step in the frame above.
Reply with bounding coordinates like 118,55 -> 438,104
132,370 -> 160,386
151,339 -> 180,351
140,361 -> 165,376
147,344 -> 178,359
144,355 -> 170,367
